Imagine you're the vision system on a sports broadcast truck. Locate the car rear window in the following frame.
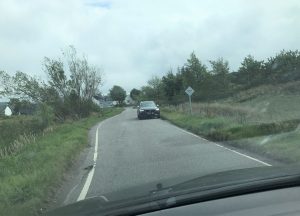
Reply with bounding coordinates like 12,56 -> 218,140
140,101 -> 155,107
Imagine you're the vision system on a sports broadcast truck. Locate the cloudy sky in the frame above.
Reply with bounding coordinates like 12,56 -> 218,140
1,0 -> 300,94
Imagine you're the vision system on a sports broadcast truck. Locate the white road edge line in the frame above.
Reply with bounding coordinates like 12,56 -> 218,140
176,127 -> 272,167
76,123 -> 100,201
76,113 -> 122,201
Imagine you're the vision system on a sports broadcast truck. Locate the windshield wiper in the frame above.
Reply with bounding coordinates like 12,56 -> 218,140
150,183 -> 172,196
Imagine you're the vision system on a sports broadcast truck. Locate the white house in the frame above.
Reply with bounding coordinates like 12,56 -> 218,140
4,106 -> 12,116
92,97 -> 100,106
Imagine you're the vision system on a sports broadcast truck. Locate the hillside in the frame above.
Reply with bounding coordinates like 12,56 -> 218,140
223,81 -> 300,123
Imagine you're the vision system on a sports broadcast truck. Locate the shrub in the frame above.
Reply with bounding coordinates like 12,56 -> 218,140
0,117 -> 48,157
36,103 -> 54,127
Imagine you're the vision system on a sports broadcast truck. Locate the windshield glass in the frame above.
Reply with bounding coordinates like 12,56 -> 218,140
1,1 -> 300,216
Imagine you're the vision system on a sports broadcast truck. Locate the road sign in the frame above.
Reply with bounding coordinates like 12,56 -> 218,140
185,86 -> 194,114
185,86 -> 194,96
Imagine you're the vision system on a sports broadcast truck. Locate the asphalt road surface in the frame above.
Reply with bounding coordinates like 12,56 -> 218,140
61,108 -> 271,205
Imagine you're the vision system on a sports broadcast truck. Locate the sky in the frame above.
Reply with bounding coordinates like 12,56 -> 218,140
0,0 -> 300,95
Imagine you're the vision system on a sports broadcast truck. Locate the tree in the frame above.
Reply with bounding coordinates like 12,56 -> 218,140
265,50 -> 300,83
130,88 -> 141,101
12,71 -> 44,101
182,52 -> 208,89
0,70 -> 44,101
162,71 -> 176,102
43,46 -> 104,118
109,85 -> 126,105
131,49 -> 300,104
179,52 -> 208,101
237,55 -> 265,87
136,76 -> 164,103
43,57 -> 67,98
61,45 -> 103,100
209,58 -> 230,85
147,76 -> 163,102
8,98 -> 36,115
0,70 -> 14,96
0,46 -> 104,120
209,58 -> 230,75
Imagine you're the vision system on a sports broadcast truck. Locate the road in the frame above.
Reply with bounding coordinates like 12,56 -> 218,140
61,108 -> 271,205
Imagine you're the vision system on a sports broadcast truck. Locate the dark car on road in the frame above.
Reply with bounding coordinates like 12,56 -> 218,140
137,101 -> 160,119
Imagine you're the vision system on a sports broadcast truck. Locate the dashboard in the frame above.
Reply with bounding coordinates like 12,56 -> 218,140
143,187 -> 300,216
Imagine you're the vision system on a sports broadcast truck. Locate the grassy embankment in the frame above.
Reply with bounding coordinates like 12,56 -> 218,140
161,81 -> 300,163
0,108 -> 123,216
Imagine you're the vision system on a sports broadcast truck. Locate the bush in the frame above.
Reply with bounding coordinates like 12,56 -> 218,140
36,103 -> 54,128
0,116 -> 48,157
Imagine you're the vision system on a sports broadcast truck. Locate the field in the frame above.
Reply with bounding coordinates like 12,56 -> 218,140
0,108 -> 123,216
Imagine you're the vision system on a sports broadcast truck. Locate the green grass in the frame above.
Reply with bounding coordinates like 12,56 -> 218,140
161,108 -> 239,139
229,130 -> 300,163
161,108 -> 300,163
0,116 -> 48,153
0,108 -> 123,216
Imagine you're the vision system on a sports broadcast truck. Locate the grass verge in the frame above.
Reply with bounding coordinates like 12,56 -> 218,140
0,108 -> 124,216
228,130 -> 300,164
161,108 -> 300,163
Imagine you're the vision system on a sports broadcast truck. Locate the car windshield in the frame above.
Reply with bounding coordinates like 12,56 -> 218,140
140,101 -> 156,108
1,1 -> 300,216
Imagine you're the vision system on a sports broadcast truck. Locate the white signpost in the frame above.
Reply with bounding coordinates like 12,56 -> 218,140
185,86 -> 194,114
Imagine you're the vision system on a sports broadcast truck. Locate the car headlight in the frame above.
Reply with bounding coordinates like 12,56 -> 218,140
156,108 -> 160,111
140,109 -> 144,112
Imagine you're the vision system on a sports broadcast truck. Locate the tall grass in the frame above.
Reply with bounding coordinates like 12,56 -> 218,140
0,133 -> 37,157
166,102 -> 258,124
161,107 -> 300,141
0,116 -> 49,155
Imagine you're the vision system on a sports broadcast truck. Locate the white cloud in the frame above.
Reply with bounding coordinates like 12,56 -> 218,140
1,0 -> 300,94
